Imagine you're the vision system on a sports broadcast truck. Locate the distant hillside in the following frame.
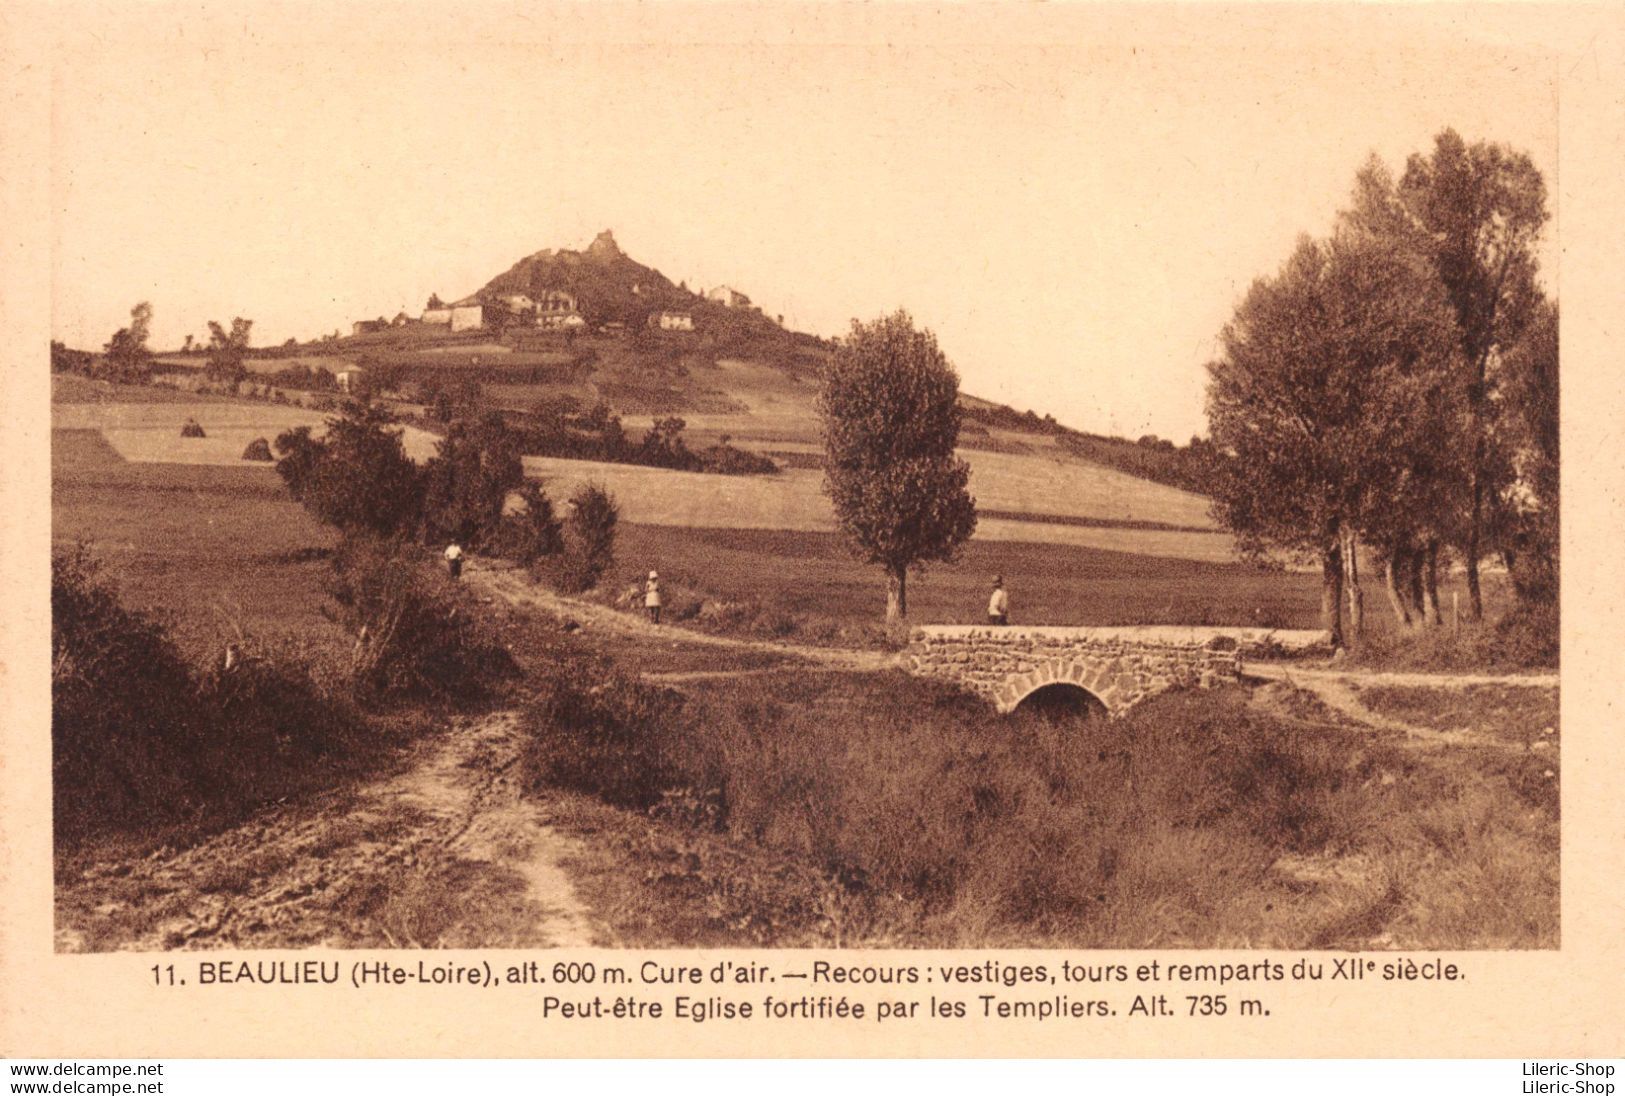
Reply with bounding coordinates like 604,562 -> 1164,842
959,402 -> 1216,494
127,230 -> 1217,498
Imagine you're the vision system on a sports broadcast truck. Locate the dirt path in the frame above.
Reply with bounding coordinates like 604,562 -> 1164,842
469,562 -> 898,675
1241,662 -> 1558,748
56,712 -> 601,952
1241,662 -> 1558,689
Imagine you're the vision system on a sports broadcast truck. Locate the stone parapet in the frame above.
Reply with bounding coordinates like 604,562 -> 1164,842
905,624 -> 1329,715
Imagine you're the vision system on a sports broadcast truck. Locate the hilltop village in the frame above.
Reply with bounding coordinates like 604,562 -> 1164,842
347,230 -> 756,339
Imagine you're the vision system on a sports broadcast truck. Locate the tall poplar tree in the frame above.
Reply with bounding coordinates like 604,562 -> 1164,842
819,311 -> 977,621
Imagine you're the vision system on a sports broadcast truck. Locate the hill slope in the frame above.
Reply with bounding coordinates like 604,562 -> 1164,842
137,232 -> 1222,552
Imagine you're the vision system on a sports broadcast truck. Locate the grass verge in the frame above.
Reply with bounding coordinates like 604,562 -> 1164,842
517,653 -> 1558,948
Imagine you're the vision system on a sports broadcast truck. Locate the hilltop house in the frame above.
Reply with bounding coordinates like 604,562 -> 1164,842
706,285 -> 751,308
352,318 -> 387,336
654,310 -> 694,331
536,289 -> 586,330
449,295 -> 498,332
391,311 -> 413,327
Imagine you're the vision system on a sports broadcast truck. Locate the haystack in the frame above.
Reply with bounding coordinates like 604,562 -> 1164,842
180,418 -> 206,438
242,437 -> 273,461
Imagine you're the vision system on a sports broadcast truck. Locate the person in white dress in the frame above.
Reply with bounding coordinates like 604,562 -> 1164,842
444,542 -> 464,580
645,570 -> 662,624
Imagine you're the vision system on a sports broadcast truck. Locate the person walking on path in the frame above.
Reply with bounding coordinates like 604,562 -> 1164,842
987,575 -> 1009,626
645,570 -> 662,624
444,542 -> 464,580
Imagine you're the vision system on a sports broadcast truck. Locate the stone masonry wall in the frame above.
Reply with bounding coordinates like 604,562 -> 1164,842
907,625 -> 1330,715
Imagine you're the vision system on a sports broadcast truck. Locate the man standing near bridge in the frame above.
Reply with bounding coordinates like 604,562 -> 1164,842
987,575 -> 1009,626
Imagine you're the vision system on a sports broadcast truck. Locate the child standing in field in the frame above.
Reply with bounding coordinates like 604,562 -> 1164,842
444,542 -> 464,580
987,575 -> 1009,626
645,570 -> 662,624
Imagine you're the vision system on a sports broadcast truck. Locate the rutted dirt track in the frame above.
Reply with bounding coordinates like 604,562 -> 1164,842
56,564 -> 892,953
57,712 -> 601,952
1240,662 -> 1558,748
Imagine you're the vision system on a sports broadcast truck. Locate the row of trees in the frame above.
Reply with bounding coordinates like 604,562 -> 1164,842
56,302 -> 257,386
273,402 -> 620,593
1206,129 -> 1557,646
514,396 -> 778,476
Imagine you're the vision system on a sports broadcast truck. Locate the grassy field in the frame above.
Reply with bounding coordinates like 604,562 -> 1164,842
57,376 -> 1234,560
54,388 -> 443,465
51,428 -> 791,678
520,456 -> 1238,561
51,376 -> 1518,647
592,523 -> 1515,647
52,429 -> 346,662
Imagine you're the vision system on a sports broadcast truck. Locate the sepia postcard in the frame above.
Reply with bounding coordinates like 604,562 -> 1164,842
2,0 -> 1622,1060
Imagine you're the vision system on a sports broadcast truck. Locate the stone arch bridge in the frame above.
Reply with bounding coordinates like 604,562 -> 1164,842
906,625 -> 1330,716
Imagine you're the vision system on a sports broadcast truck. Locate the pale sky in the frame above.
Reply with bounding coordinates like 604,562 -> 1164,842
48,3 -> 1559,441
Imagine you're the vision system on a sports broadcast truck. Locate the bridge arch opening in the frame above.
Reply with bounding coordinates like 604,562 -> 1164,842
1013,683 -> 1108,722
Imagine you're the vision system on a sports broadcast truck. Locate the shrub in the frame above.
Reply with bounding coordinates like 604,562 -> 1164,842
324,535 -> 517,702
1490,602 -> 1558,667
696,443 -> 779,476
53,547 -> 205,838
518,668 -> 1381,942
554,484 -> 618,593
1347,602 -> 1558,672
51,548 -> 368,845
275,402 -> 424,538
486,482 -> 563,566
519,652 -> 691,810
419,412 -> 525,546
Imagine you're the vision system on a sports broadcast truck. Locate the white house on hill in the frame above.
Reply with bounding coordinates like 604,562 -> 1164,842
655,311 -> 694,331
336,365 -> 366,393
706,285 -> 751,308
450,295 -> 496,332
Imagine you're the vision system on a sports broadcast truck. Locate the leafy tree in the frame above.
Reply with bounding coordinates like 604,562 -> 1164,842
274,402 -> 423,538
100,302 -> 154,383
556,484 -> 619,593
205,317 -> 253,383
1205,231 -> 1460,646
1497,298 -> 1559,605
419,412 -> 526,546
818,311 -> 977,621
636,416 -> 694,469
577,401 -> 626,460
1390,130 -> 1549,619
488,482 -> 565,566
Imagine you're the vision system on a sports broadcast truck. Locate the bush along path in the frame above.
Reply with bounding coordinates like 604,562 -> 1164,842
56,711 -> 601,952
